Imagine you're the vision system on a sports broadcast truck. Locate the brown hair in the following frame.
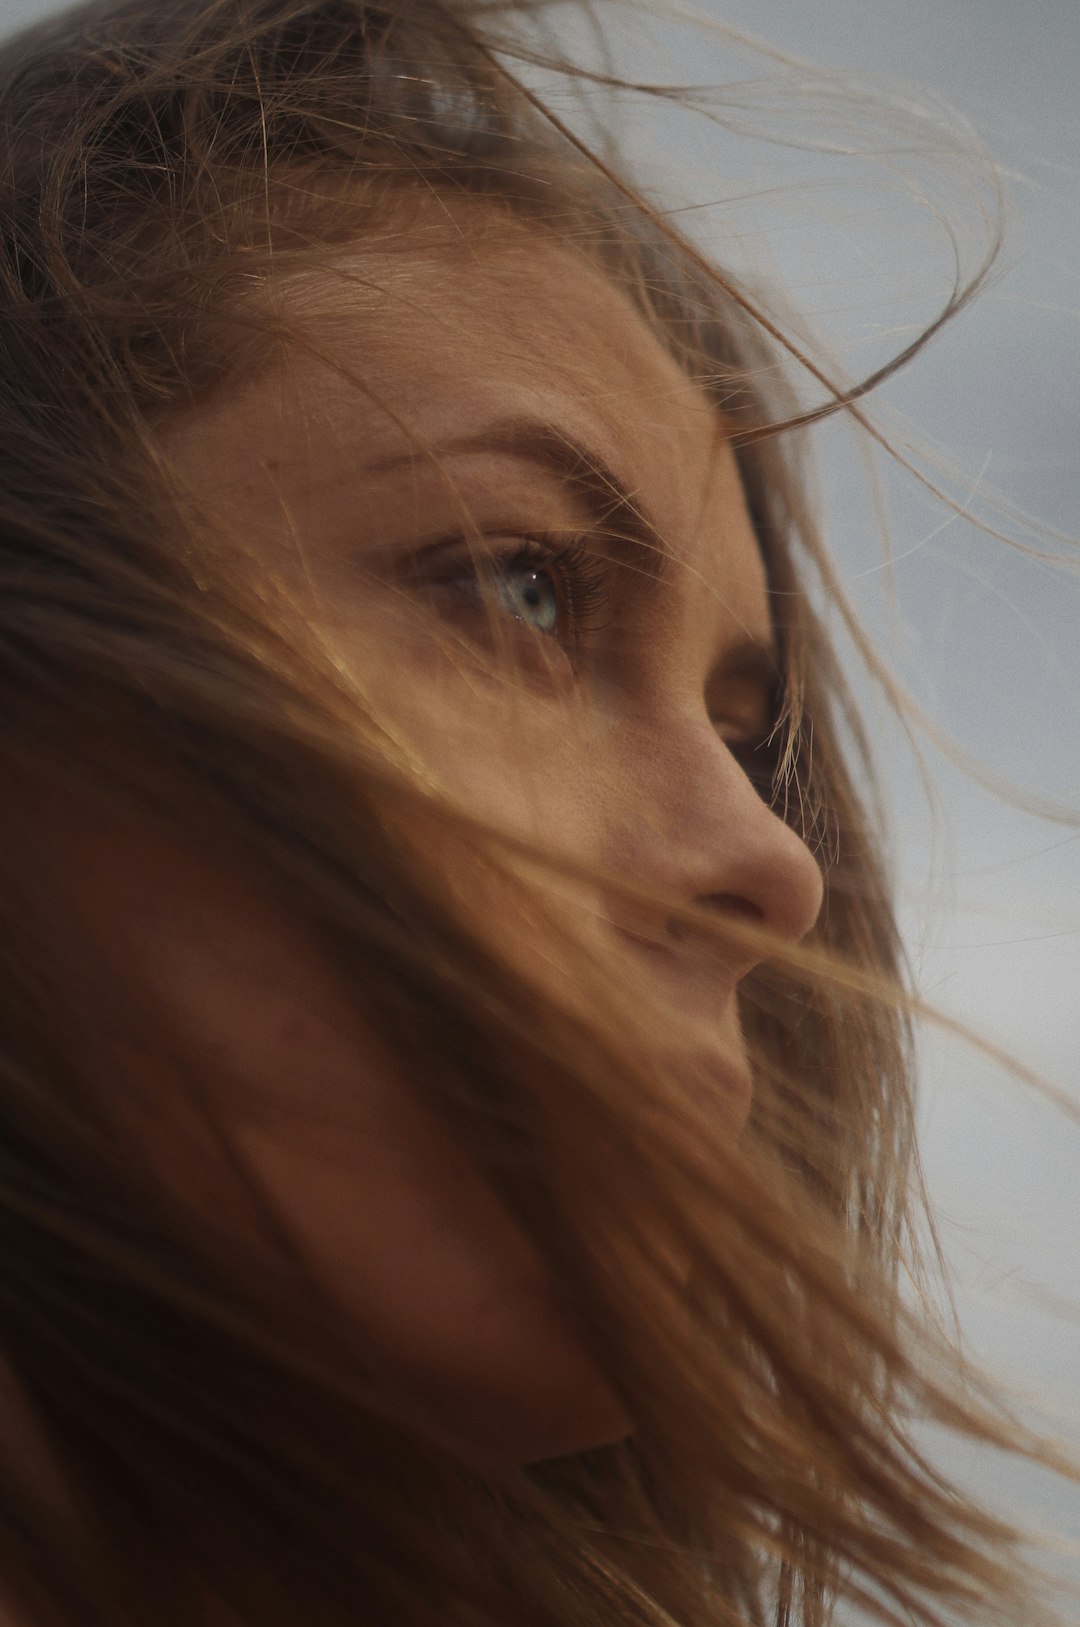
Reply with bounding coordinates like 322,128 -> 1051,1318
0,2 -> 1068,1624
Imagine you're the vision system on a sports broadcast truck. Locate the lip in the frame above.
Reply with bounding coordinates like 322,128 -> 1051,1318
614,921 -> 743,1005
613,911 -> 745,963
608,923 -> 754,1120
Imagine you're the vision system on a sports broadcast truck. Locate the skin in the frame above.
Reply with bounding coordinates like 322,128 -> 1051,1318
45,217 -> 824,1468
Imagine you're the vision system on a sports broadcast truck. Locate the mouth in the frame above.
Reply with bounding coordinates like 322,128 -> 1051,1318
614,919 -> 744,1005
605,920 -> 756,1130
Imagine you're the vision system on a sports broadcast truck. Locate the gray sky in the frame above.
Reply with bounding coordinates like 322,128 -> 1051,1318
1,0 -> 1078,1609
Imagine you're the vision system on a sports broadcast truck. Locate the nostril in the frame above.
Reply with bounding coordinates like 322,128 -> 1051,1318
703,891 -> 765,922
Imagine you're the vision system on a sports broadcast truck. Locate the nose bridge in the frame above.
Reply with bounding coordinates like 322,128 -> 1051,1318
609,708 -> 824,945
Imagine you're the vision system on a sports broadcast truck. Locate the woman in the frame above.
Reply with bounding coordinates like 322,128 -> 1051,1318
0,1 -> 1067,1623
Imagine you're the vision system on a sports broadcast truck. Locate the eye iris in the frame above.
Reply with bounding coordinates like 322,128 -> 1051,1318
499,563 -> 559,633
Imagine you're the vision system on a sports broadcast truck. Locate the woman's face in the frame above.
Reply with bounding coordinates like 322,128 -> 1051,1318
55,217 -> 823,1467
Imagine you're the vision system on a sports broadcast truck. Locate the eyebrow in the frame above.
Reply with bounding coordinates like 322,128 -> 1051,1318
366,413 -> 780,680
365,415 -> 665,583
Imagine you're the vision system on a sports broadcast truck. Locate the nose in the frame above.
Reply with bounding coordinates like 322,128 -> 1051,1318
605,713 -> 824,954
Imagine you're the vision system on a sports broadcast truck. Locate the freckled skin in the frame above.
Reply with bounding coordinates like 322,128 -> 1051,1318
48,224 -> 823,1466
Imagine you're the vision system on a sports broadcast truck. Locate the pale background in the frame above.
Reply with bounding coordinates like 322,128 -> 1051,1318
0,0 -> 1077,1614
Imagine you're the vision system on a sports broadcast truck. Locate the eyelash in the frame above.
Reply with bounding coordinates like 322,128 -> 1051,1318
425,532 -> 613,654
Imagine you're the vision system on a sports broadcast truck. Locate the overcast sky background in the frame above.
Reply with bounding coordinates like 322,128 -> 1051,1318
0,0 -> 1077,1614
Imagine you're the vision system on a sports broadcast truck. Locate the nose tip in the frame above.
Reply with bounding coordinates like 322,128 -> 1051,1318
606,716 -> 825,961
745,805 -> 825,946
654,755 -> 826,952
675,826 -> 823,958
615,803 -> 824,975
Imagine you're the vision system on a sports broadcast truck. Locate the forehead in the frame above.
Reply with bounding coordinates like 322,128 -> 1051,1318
276,220 -> 710,459
168,223 -> 769,637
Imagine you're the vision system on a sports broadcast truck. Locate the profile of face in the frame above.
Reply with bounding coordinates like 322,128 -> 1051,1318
47,209 -> 824,1468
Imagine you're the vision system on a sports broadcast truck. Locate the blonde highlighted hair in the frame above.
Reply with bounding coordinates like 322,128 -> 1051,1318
0,2 -> 1068,1624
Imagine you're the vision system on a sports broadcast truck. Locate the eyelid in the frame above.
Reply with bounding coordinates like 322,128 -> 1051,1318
402,527 -> 587,574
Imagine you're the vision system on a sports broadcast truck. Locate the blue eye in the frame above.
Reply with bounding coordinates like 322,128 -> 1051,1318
495,561 -> 560,634
413,532 -> 611,664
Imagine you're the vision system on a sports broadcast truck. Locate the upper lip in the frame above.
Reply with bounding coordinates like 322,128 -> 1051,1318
612,922 -> 753,1036
610,921 -> 754,1122
613,913 -> 744,979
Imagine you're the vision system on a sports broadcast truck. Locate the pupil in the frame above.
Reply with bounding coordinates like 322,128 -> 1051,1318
505,565 -> 558,632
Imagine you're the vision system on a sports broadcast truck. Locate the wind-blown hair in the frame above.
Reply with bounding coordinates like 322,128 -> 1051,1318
0,2 -> 1064,1625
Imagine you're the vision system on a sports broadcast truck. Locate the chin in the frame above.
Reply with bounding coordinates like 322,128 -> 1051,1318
517,1385 -> 635,1466
413,1353 -> 634,1471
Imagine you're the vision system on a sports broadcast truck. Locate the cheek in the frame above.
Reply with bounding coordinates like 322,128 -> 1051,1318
350,629 -> 606,936
49,812 -> 629,1466
324,594 -> 596,837
230,1093 -> 631,1465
